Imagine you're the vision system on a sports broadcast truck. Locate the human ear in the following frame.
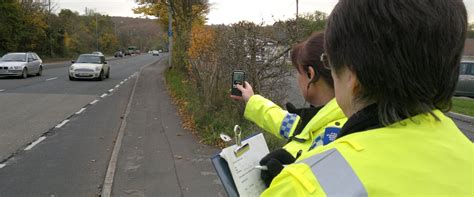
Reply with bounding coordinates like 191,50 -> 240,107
307,67 -> 316,80
347,69 -> 360,95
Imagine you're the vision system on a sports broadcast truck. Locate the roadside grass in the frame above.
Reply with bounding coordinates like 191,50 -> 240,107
452,97 -> 474,117
165,67 -> 285,150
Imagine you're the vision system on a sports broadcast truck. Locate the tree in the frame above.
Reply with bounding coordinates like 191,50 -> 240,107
134,0 -> 209,69
187,23 -> 218,105
0,0 -> 23,55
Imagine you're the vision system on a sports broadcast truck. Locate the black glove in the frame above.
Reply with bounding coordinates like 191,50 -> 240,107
259,148 -> 296,187
286,102 -> 322,137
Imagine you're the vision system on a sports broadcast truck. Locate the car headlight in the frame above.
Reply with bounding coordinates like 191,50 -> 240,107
11,66 -> 23,70
95,66 -> 101,71
70,66 -> 74,71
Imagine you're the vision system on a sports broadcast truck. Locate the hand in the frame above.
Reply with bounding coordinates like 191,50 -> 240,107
259,148 -> 296,187
230,81 -> 254,103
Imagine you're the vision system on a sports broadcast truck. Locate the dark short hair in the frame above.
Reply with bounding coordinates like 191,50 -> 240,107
325,0 -> 468,125
291,32 -> 334,88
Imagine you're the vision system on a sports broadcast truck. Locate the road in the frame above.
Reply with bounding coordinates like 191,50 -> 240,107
0,55 -> 149,162
0,54 -> 224,196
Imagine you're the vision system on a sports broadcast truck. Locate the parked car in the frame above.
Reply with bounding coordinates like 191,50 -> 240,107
152,50 -> 159,56
455,58 -> 474,97
0,52 -> 43,78
92,51 -> 104,56
114,51 -> 124,58
69,54 -> 110,81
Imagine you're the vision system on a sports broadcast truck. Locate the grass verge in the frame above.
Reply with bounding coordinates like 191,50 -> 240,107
452,97 -> 474,117
165,67 -> 285,150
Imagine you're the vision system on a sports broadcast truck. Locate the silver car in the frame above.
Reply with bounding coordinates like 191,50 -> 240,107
0,52 -> 43,78
455,58 -> 474,97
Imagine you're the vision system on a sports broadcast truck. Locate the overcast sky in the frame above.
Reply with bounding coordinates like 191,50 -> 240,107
55,0 -> 473,24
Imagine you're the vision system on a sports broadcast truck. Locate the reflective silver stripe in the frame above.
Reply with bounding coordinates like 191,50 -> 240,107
300,149 -> 367,197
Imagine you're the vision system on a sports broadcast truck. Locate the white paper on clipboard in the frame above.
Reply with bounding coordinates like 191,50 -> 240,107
219,133 -> 269,197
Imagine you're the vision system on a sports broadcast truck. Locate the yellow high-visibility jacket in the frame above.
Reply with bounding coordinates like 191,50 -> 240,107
261,110 -> 474,196
244,95 -> 347,157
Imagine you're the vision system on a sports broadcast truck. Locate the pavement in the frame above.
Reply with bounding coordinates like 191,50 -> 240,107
0,54 -> 224,196
110,58 -> 224,197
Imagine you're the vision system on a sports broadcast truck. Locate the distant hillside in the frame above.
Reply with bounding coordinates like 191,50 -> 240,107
111,17 -> 166,51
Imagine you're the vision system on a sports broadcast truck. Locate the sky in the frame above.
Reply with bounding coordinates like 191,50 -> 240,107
55,0 -> 473,25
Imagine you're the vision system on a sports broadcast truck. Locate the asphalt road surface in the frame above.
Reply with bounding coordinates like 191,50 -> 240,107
0,55 -> 156,162
0,54 -> 225,196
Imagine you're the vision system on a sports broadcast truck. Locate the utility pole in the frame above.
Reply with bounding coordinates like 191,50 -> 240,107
96,13 -> 98,51
48,0 -> 53,57
296,0 -> 299,38
168,0 -> 173,67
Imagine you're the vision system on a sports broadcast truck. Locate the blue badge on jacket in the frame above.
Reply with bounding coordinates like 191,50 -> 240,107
322,127 -> 340,145
308,127 -> 341,151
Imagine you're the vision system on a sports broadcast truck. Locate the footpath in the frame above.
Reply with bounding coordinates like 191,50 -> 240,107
109,59 -> 225,196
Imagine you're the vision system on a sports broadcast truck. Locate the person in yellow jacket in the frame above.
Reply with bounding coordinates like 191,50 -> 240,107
262,0 -> 474,196
232,33 -> 347,186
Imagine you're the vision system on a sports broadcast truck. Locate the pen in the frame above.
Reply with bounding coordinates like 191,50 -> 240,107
254,165 -> 268,170
255,165 -> 287,170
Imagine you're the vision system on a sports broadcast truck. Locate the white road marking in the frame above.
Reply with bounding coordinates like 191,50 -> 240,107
120,81 -> 124,85
124,78 -> 128,82
108,89 -> 114,92
24,136 -> 47,151
55,120 -> 70,129
0,89 -> 5,92
0,164 -> 5,169
101,93 -> 108,98
115,85 -> 120,88
90,100 -> 99,105
45,77 -> 58,81
75,108 -> 86,115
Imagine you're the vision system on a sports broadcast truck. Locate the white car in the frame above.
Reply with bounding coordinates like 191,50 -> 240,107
69,54 -> 110,81
152,50 -> 159,56
92,51 -> 104,56
0,52 -> 43,78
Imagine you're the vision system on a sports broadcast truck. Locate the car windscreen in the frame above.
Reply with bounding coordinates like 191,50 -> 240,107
76,55 -> 102,63
1,53 -> 26,62
460,63 -> 474,75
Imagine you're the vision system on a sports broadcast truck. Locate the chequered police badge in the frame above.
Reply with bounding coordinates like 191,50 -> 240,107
279,113 -> 298,139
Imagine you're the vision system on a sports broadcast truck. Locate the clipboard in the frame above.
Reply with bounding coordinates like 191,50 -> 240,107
211,131 -> 268,197
211,152 -> 239,197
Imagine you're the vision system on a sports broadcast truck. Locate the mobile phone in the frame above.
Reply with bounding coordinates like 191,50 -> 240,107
231,70 -> 245,96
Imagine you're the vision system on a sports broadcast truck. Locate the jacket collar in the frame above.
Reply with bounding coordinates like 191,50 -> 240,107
294,98 -> 347,140
337,104 -> 383,139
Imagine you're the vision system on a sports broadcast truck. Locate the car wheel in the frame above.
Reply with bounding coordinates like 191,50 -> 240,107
69,75 -> 75,81
37,66 -> 43,76
21,68 -> 28,79
97,70 -> 104,81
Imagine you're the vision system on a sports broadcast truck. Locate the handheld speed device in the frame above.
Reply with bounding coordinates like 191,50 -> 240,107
231,70 -> 245,96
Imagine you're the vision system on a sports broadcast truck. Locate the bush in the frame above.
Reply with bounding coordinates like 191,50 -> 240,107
165,67 -> 286,150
